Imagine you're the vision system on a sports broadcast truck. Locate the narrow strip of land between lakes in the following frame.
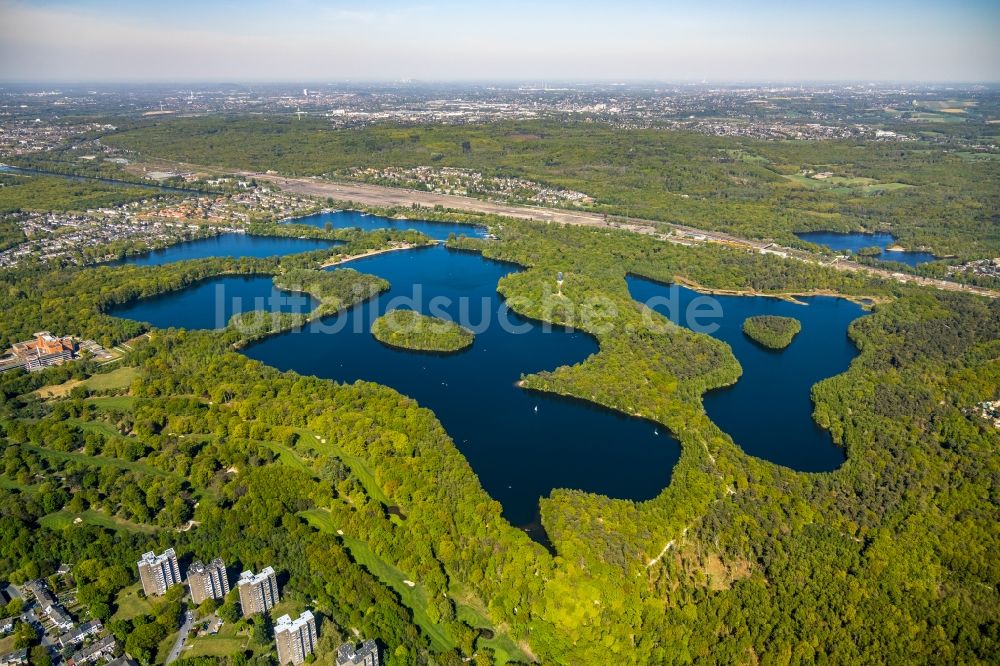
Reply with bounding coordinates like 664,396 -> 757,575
241,171 -> 997,299
319,242 -> 425,268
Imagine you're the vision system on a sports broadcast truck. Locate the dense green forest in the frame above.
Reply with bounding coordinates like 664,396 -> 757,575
0,210 -> 997,664
104,118 -> 1000,261
0,218 -> 23,252
741,315 -> 801,349
371,310 -> 474,353
0,173 -> 154,213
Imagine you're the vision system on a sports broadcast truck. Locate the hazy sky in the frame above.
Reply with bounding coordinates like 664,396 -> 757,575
1,0 -> 998,82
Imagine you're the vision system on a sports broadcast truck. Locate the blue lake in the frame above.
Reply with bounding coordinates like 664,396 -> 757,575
111,276 -> 316,330
113,244 -> 676,536
285,209 -> 485,241
627,276 -> 865,471
243,246 -> 674,536
795,231 -> 936,267
101,209 -> 480,268
109,233 -> 339,267
112,244 -> 867,535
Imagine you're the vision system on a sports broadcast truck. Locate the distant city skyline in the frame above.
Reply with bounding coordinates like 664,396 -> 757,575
1,0 -> 998,83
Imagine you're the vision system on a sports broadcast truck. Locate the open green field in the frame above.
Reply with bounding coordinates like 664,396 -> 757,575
300,505 -> 529,661
455,599 -> 532,664
185,635 -> 248,658
40,508 -> 160,534
0,475 -> 38,493
783,174 -> 876,189
301,508 -> 457,652
298,429 -> 390,504
863,182 -> 915,193
24,443 -> 174,477
109,582 -> 182,665
112,582 -> 155,621
955,151 -> 1000,162
185,621 -> 266,659
254,439 -> 309,472
86,395 -> 139,411
781,173 -> 914,195
908,112 -> 967,123
66,417 -> 125,438
35,365 -> 137,399
85,365 -> 137,390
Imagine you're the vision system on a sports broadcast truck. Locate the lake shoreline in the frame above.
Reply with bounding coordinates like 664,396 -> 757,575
665,275 -> 885,307
320,242 -> 428,268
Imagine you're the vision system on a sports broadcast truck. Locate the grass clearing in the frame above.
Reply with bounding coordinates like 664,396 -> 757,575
34,365 -> 138,399
87,395 -> 139,411
254,439 -> 309,472
0,475 -> 38,493
783,173 -> 915,196
863,182 -> 915,193
955,151 -> 999,162
717,148 -> 770,164
67,417 -> 125,438
186,621 -> 262,659
24,443 -> 175,478
185,636 -> 247,658
112,582 -> 154,621
297,429 -> 389,504
300,507 -> 457,652
86,366 -> 139,391
455,602 -> 531,664
34,378 -> 83,399
909,112 -> 965,123
40,508 -> 160,534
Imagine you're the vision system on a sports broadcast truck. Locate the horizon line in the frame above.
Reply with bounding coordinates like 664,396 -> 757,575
2,79 -> 999,87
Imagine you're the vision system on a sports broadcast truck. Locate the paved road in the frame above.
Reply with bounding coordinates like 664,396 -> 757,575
245,173 -> 997,299
164,609 -> 194,664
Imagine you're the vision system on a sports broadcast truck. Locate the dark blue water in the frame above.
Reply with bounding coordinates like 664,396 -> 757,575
108,233 -> 339,267
110,244 -> 867,532
111,276 -> 315,330
627,276 -> 866,471
286,209 -> 485,241
115,244 -> 675,532
795,231 -> 936,267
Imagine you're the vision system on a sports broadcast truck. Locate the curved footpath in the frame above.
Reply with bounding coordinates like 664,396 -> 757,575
240,171 -> 997,299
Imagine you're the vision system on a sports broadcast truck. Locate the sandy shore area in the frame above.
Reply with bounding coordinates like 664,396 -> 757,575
320,242 -> 425,268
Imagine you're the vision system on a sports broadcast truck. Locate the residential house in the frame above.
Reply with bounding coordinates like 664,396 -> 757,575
68,636 -> 117,666
58,620 -> 103,648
